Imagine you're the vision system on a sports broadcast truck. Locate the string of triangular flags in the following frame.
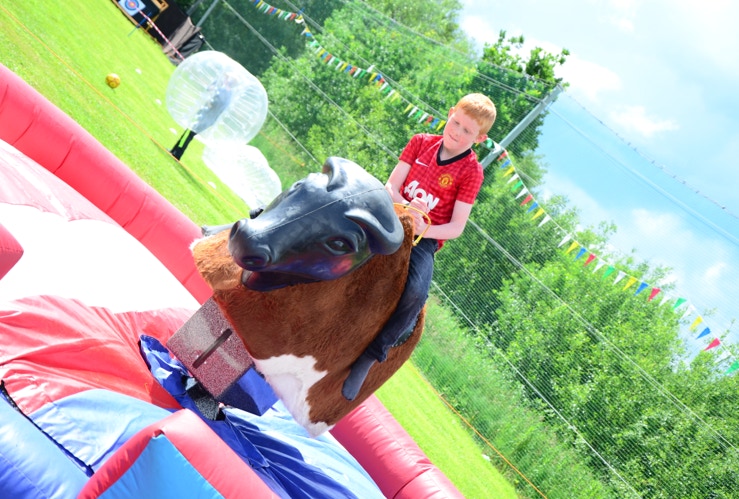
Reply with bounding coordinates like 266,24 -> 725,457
247,0 -> 464,134
495,150 -> 739,375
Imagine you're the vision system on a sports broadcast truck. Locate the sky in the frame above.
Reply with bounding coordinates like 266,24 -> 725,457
458,0 -> 739,357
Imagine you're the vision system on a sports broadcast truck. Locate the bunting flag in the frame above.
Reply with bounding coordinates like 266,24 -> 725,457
689,316 -> 703,332
494,149 -> 734,369
613,271 -> 626,286
704,338 -> 721,351
602,266 -> 615,280
248,0 -> 448,131
623,276 -> 638,291
248,2 -> 735,371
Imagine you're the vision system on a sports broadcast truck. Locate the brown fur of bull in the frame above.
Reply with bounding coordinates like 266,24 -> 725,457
191,205 -> 423,436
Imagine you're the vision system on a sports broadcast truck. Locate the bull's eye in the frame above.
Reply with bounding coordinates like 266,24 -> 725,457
325,237 -> 353,254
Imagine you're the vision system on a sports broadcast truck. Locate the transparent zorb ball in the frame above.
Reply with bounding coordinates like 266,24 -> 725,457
166,51 -> 267,145
203,143 -> 282,210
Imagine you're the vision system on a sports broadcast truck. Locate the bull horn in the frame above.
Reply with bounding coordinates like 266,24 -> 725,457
323,157 -> 353,192
345,207 -> 404,255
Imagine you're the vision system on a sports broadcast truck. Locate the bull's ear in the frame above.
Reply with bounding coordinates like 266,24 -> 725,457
345,207 -> 404,255
323,157 -> 351,192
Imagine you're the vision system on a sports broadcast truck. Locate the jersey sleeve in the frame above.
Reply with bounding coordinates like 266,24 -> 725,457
398,134 -> 424,165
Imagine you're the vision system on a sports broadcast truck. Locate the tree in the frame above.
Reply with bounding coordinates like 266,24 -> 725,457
186,0 -> 343,77
490,243 -> 739,497
468,30 -> 569,154
258,0 -> 472,178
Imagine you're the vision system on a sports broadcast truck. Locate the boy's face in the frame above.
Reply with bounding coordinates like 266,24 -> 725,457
442,107 -> 487,156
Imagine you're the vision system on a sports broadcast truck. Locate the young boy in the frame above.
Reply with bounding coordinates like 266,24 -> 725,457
342,93 -> 497,400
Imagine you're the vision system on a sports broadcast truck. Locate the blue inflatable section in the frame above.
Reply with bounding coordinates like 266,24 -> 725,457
98,436 -> 223,499
140,334 -> 381,499
29,389 -> 171,472
0,390 -> 88,499
0,337 -> 382,498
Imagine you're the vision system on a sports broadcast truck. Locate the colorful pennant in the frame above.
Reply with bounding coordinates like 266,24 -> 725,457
494,150 -> 736,373
244,0 -> 736,374
248,0 -> 447,131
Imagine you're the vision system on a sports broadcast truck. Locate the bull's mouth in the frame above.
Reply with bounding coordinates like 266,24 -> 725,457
241,269 -> 320,292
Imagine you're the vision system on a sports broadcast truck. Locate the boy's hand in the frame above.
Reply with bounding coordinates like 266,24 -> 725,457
408,198 -> 429,234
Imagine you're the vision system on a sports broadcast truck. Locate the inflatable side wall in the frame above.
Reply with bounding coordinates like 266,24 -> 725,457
0,63 -> 463,498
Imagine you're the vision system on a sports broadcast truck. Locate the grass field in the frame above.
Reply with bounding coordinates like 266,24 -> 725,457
0,2 -> 518,497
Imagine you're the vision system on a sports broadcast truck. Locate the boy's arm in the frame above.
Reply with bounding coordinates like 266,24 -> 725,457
412,199 -> 474,241
387,158 -> 474,241
385,160 -> 412,204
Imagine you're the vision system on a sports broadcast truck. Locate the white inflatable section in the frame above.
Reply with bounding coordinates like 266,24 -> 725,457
0,204 -> 199,313
0,141 -> 199,314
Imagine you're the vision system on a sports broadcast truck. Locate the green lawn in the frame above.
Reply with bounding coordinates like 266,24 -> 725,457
377,362 -> 518,498
0,2 -> 518,496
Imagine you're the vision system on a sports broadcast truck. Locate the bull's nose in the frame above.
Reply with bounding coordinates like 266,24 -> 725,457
229,219 -> 246,238
235,251 -> 271,270
228,219 -> 272,270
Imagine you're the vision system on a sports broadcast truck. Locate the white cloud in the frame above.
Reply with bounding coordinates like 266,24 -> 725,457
605,0 -> 637,31
610,105 -> 678,138
615,208 -> 739,331
704,261 -> 729,287
460,0 -> 739,346
459,15 -> 499,47
618,209 -> 689,264
476,31 -> 624,105
538,171 -> 611,229
608,16 -> 634,32
641,0 -> 739,82
556,54 -> 622,103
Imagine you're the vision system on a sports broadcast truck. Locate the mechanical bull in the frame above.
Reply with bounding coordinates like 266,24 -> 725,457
184,157 -> 425,436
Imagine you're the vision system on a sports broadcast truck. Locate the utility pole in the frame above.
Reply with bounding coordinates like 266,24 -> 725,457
481,84 -> 564,169
193,0 -> 222,27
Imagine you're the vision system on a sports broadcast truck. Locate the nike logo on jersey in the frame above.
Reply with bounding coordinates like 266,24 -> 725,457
415,159 -> 429,167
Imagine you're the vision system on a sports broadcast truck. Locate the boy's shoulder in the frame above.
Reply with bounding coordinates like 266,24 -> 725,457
413,132 -> 442,142
407,133 -> 443,149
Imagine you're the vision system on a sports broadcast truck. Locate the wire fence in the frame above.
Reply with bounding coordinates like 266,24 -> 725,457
190,1 -> 739,496
420,94 -> 739,497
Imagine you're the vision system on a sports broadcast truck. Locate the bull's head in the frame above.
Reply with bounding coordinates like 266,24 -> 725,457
228,157 -> 404,291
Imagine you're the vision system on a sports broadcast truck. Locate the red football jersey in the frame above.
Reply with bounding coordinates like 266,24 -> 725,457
398,134 -> 484,242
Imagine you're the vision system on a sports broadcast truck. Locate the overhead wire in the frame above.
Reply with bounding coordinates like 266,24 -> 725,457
547,100 -> 739,252
337,0 -> 739,238
463,217 -> 739,483
265,109 -> 321,166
